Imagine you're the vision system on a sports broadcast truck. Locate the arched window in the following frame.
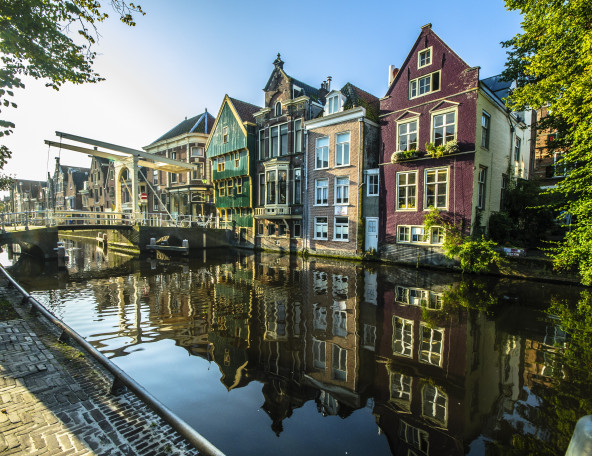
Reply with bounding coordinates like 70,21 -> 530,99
275,101 -> 282,117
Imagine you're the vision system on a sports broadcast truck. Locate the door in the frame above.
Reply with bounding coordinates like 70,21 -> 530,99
365,217 -> 378,251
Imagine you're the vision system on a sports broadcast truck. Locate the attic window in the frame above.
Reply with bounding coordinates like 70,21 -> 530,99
418,47 -> 432,69
223,126 -> 229,143
327,95 -> 340,115
275,102 -> 282,117
293,85 -> 303,98
409,70 -> 441,99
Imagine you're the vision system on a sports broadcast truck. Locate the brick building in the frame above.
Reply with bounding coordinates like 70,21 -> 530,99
81,157 -> 115,212
253,54 -> 326,252
379,24 -> 533,265
144,111 -> 215,218
305,82 -> 380,257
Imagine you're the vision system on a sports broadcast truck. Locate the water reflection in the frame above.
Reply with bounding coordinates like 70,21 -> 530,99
5,239 -> 587,455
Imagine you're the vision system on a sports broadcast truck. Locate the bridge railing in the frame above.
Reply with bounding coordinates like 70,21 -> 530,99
1,210 -> 222,230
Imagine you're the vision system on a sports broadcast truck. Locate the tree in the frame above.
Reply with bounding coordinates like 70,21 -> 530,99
0,0 -> 144,189
501,0 -> 592,285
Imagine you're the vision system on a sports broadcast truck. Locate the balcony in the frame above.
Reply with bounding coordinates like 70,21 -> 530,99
255,205 -> 301,219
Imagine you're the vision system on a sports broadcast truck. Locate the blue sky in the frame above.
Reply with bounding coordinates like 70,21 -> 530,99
3,0 -> 522,180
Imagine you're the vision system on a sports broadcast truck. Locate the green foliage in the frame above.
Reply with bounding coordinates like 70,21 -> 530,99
489,178 -> 558,247
0,0 -> 144,189
424,208 -> 504,274
425,139 -> 459,158
390,149 -> 419,163
502,0 -> 592,284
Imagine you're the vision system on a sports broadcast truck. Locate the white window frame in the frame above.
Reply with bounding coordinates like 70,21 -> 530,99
327,95 -> 341,115
409,70 -> 441,99
314,217 -> 328,240
477,166 -> 487,210
397,119 -> 418,152
481,111 -> 490,149
422,384 -> 448,426
424,167 -> 449,210
293,168 -> 302,204
431,108 -> 457,146
191,146 -> 204,157
419,324 -> 444,367
514,135 -> 522,162
396,171 -> 417,211
294,118 -> 303,154
333,216 -> 349,242
315,136 -> 329,169
279,123 -> 289,156
315,179 -> 329,206
334,177 -> 349,205
270,126 -> 279,158
332,344 -> 347,381
366,169 -> 379,197
335,131 -> 350,166
313,338 -> 326,369
275,101 -> 282,117
393,316 -> 413,358
418,46 -> 433,69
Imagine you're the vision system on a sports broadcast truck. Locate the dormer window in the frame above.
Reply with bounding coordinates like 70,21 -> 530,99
327,95 -> 340,115
418,47 -> 432,69
275,102 -> 282,117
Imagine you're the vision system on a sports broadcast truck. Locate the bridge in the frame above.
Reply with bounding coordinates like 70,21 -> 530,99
0,210 -> 234,259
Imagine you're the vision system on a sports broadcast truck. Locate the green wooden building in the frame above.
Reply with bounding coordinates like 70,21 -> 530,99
206,95 -> 261,244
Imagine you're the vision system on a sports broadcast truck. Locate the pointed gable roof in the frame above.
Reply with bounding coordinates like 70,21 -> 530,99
227,97 -> 261,124
263,54 -> 321,101
149,111 -> 216,145
341,83 -> 380,122
385,23 -> 472,97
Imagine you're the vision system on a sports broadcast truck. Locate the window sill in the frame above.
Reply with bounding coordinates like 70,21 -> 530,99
334,164 -> 352,168
332,239 -> 350,242
396,208 -> 418,212
313,237 -> 328,241
313,204 -> 329,207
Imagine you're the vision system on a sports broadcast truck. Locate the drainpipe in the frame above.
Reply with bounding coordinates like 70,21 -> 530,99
303,129 -> 309,251
357,117 -> 363,254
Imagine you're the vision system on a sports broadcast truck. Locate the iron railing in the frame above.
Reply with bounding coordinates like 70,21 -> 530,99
0,264 -> 225,456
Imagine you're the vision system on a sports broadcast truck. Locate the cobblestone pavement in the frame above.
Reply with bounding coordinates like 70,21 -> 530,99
0,279 -> 201,455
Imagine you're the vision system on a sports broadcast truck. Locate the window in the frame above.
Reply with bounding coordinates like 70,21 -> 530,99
170,173 -> 177,183
293,168 -> 302,204
294,119 -> 303,153
259,129 -> 266,160
270,126 -> 279,157
257,222 -> 264,236
409,71 -> 440,99
171,151 -> 177,160
418,47 -> 432,68
217,159 -> 225,172
278,170 -> 287,204
316,137 -> 329,169
218,181 -> 225,197
259,174 -> 265,206
501,173 -> 509,211
367,170 -> 379,196
236,178 -> 243,195
335,132 -> 350,166
332,345 -> 347,381
293,222 -> 302,238
222,126 -> 229,143
397,171 -> 417,210
554,152 -> 567,177
335,177 -> 349,205
234,152 -> 240,167
315,179 -> 328,205
226,179 -> 234,196
314,217 -> 328,239
334,217 -> 349,241
275,101 -> 282,117
153,170 -> 159,185
431,226 -> 444,244
398,120 -> 418,151
191,147 -> 204,157
280,124 -> 288,156
328,95 -> 340,114
333,309 -> 347,338
514,136 -> 521,161
419,324 -> 443,366
399,421 -> 429,453
477,167 -> 487,209
193,163 -> 204,180
481,112 -> 490,149
266,170 -> 276,204
432,111 -> 455,146
393,317 -> 413,357
391,372 -> 412,403
313,338 -> 326,369
422,385 -> 448,426
425,168 -> 448,209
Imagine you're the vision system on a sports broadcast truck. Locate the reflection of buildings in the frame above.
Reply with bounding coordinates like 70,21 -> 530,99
28,240 -> 574,452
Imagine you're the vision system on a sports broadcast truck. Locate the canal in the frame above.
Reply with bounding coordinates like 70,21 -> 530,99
2,238 -> 591,455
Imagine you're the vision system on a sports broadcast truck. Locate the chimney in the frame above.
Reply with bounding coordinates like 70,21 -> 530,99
388,65 -> 399,86
327,76 -> 332,92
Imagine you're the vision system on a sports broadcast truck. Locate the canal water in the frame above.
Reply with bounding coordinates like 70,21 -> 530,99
2,238 -> 591,455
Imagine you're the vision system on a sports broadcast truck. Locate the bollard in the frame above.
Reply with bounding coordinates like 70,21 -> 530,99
150,237 -> 156,246
56,242 -> 66,269
566,415 -> 592,456
182,239 -> 189,249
